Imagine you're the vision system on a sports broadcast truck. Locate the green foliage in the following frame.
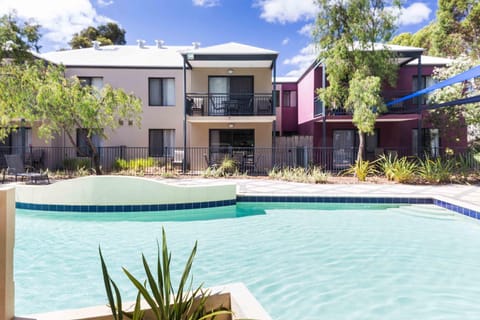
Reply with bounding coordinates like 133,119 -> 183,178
391,1 -> 480,58
69,22 -> 126,49
99,228 -> 230,320
218,156 -> 237,176
314,0 -> 399,162
378,154 -> 418,183
114,158 -> 157,171
0,62 -> 143,174
343,160 -> 377,182
269,166 -> 329,184
0,13 -> 41,63
63,158 -> 92,171
418,156 -> 454,183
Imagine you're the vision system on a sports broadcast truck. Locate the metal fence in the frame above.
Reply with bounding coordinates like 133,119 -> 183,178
1,145 -> 479,176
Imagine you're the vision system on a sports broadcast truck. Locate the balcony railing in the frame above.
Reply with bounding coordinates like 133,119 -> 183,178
318,90 -> 428,116
186,93 -> 274,116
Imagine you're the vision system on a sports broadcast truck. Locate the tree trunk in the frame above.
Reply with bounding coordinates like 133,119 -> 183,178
357,131 -> 365,163
92,152 -> 102,175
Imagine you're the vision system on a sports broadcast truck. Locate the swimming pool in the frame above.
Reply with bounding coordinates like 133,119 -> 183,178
15,202 -> 480,319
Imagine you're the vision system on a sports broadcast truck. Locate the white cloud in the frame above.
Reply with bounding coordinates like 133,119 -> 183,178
281,37 -> 289,45
255,0 -> 317,24
97,0 -> 114,7
397,2 -> 431,26
298,23 -> 314,37
0,0 -> 112,48
192,0 -> 220,7
283,43 -> 318,77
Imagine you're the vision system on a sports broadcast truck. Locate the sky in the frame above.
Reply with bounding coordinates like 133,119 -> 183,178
0,0 -> 438,77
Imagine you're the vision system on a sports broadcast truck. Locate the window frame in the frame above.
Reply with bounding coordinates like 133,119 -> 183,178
148,129 -> 175,157
148,77 -> 176,107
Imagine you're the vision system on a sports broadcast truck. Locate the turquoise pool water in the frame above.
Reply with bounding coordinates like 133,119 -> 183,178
15,203 -> 480,319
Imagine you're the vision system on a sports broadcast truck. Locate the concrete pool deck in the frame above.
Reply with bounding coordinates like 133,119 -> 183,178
160,178 -> 480,212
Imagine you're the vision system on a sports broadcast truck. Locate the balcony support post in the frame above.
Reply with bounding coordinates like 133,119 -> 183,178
417,54 -> 423,157
183,56 -> 187,173
272,57 -> 277,168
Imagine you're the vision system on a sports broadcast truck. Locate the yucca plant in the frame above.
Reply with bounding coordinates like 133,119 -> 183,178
99,228 -> 231,320
344,159 -> 376,182
418,156 -> 454,184
218,156 -> 238,176
378,154 -> 417,183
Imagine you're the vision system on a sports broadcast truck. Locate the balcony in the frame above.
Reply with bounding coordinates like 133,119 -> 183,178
319,90 -> 426,116
186,93 -> 274,116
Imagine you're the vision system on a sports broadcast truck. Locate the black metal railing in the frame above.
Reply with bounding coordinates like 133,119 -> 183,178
186,93 -> 274,116
1,146 -> 478,177
317,90 -> 430,116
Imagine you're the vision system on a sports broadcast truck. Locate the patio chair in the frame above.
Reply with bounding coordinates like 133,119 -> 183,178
3,154 -> 49,184
172,150 -> 184,170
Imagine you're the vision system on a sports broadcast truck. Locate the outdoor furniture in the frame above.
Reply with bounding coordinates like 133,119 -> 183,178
3,154 -> 49,184
172,150 -> 184,170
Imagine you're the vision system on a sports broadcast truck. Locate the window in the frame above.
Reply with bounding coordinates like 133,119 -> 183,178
76,129 -> 102,156
78,77 -> 103,90
412,75 -> 435,104
149,129 -> 175,157
412,128 -> 439,157
282,90 -> 297,107
149,78 -> 175,106
274,90 -> 280,107
209,129 -> 255,149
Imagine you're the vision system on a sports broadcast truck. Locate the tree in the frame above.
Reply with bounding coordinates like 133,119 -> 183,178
69,22 -> 126,49
314,0 -> 401,162
427,55 -> 480,146
0,12 -> 41,63
0,62 -> 142,174
391,1 -> 480,59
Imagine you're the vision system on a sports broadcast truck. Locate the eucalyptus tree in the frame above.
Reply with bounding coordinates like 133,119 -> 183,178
0,62 -> 142,174
0,13 -> 40,63
314,0 -> 401,162
69,22 -> 126,49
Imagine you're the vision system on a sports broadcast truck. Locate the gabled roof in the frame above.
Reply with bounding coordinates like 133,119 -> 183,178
182,42 -> 278,56
181,42 -> 278,69
41,45 -> 191,68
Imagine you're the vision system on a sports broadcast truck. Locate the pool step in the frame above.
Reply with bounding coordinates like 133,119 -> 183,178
389,205 -> 456,221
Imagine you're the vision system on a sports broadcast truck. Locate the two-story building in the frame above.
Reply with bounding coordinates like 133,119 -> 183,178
275,45 -> 468,169
33,41 -> 278,172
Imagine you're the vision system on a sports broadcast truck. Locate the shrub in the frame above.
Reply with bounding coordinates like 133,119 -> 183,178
418,156 -> 454,184
63,158 -> 91,171
113,157 -> 157,172
268,166 -> 329,184
378,154 -> 417,183
344,160 -> 376,182
218,156 -> 238,176
99,228 -> 230,320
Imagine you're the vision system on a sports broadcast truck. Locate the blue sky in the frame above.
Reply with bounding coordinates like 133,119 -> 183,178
0,0 -> 438,76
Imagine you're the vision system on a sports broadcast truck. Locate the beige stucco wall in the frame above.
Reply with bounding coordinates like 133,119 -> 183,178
64,67 -> 185,148
189,68 -> 272,93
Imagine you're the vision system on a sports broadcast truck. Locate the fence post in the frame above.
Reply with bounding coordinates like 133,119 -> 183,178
0,187 -> 15,320
303,146 -> 308,168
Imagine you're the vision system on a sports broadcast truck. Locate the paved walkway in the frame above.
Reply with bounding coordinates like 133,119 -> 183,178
163,177 -> 480,211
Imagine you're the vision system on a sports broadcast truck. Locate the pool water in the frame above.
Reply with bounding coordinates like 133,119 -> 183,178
15,203 -> 480,319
